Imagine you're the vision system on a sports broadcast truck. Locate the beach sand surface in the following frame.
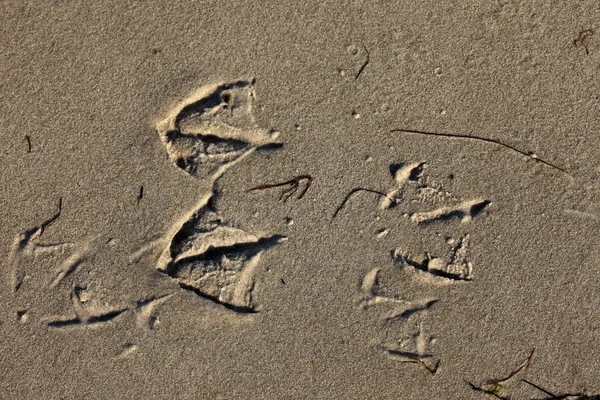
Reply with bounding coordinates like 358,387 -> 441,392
1,1 -> 600,398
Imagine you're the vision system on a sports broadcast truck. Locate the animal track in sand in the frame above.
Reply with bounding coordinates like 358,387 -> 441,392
156,193 -> 287,313
156,79 -> 280,181
382,162 -> 486,285
10,79 -> 285,345
392,234 -> 473,284
152,80 -> 286,312
359,267 -> 439,362
358,162 -> 489,368
42,286 -> 128,329
379,161 -> 490,220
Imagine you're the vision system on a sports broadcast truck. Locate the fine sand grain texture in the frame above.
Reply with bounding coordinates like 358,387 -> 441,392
2,1 -> 600,399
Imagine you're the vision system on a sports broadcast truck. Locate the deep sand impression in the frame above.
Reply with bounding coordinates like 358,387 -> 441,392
2,2 -> 600,399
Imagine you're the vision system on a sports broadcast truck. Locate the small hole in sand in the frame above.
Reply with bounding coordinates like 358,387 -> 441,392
176,158 -> 187,169
221,93 -> 232,108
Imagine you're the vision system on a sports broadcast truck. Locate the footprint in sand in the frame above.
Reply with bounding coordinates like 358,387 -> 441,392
151,79 -> 286,313
8,79 -> 285,344
156,79 -> 280,180
154,192 -> 287,313
357,162 -> 490,368
358,266 -> 440,366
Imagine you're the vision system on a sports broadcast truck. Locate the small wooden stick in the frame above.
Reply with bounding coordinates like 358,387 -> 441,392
390,128 -> 570,176
137,186 -> 144,205
333,188 -> 394,218
402,357 -> 440,375
356,46 -> 370,80
39,197 -> 62,238
465,380 -> 509,400
522,379 -> 559,398
247,175 -> 313,202
574,29 -> 594,55
486,348 -> 535,385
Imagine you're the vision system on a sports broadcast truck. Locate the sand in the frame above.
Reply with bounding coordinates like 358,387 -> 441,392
2,1 -> 600,399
